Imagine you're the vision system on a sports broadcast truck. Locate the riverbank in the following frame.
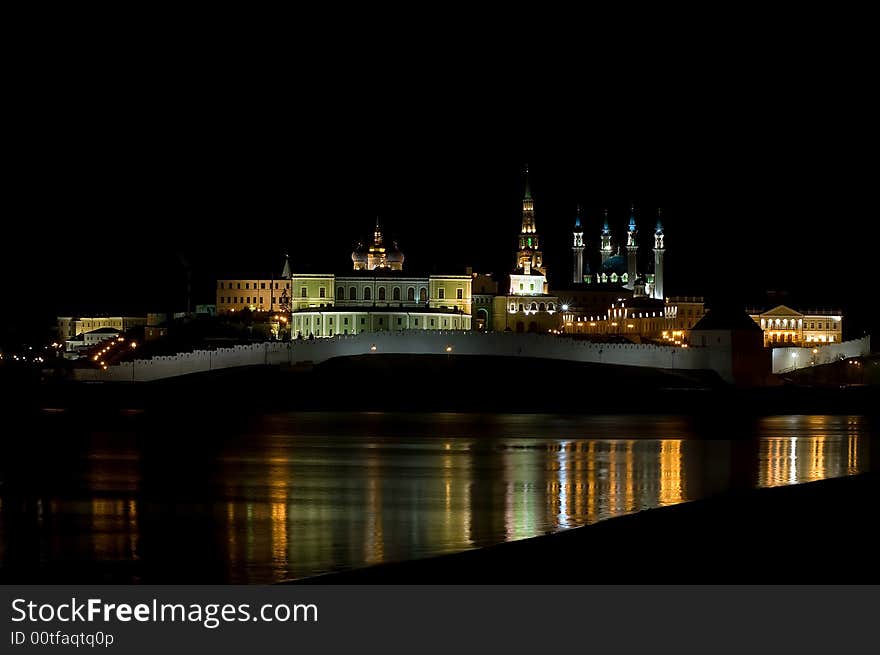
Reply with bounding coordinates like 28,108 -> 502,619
4,355 -> 880,416
295,472 -> 879,584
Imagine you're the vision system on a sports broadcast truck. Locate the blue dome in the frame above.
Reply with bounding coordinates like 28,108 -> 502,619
601,254 -> 628,275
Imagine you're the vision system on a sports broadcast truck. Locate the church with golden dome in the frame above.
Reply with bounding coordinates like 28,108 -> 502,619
352,219 -> 405,271
216,219 -> 472,337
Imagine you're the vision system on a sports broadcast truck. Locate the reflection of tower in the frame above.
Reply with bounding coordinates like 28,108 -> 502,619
625,204 -> 638,289
659,441 -> 683,506
572,206 -> 585,284
363,449 -> 385,564
468,443 -> 507,547
600,209 -> 613,266
516,166 -> 545,275
653,209 -> 665,300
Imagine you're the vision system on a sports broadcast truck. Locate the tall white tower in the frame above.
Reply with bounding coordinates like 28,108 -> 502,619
572,205 -> 585,284
600,209 -> 613,266
653,209 -> 665,300
625,204 -> 638,290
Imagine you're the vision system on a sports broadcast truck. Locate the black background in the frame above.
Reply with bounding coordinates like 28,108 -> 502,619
2,22 -> 874,346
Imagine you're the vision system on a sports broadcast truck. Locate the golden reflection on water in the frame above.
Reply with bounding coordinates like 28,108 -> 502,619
193,425 -> 871,580
2,414 -> 871,583
756,416 -> 869,488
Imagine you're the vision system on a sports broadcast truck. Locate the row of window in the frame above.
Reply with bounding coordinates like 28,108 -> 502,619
297,286 -> 464,302
293,315 -> 452,331
219,282 -> 290,290
760,318 -> 839,330
768,334 -> 836,344
509,302 -> 556,312
220,297 -> 270,305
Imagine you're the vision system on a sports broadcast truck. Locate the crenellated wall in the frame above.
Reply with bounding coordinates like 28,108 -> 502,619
73,331 -> 741,383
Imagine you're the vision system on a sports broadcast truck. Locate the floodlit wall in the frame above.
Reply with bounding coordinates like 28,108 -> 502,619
73,331 -> 736,383
771,336 -> 871,374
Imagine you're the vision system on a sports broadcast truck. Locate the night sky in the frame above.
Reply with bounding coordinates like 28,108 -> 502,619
3,45 -> 875,346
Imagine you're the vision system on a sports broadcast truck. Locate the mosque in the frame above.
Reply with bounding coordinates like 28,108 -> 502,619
214,168 -> 842,346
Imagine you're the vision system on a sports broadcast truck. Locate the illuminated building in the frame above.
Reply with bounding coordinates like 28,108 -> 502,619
491,168 -> 560,332
217,220 -> 472,336
575,206 -> 665,298
747,305 -> 843,347
554,205 -> 694,341
57,316 -> 146,340
57,316 -> 147,356
471,272 -> 498,332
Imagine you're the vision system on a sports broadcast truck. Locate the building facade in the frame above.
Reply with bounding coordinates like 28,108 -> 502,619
748,305 -> 843,346
559,296 -> 705,343
217,221 -> 472,337
57,316 -> 146,341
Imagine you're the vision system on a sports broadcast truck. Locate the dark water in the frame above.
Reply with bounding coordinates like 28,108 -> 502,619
0,412 -> 873,583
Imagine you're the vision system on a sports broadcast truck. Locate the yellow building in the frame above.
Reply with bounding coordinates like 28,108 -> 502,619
748,305 -> 843,346
217,221 -> 472,336
57,316 -> 146,340
559,296 -> 705,343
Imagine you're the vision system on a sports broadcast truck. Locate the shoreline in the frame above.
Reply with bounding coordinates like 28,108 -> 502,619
292,472 -> 880,584
3,355 -> 879,416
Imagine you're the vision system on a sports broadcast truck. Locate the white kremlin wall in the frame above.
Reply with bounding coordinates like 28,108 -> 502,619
771,335 -> 871,374
74,331 -> 738,383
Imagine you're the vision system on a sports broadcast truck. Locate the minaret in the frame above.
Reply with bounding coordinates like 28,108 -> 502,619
600,209 -> 613,266
653,208 -> 665,300
516,166 -> 545,275
625,203 -> 638,289
572,205 -> 585,284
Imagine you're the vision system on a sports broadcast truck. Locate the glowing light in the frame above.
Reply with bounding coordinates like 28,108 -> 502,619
445,346 -> 453,353
561,304 -> 569,311
370,344 -> 377,352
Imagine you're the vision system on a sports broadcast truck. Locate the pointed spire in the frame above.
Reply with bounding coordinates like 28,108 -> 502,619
628,203 -> 637,232
574,204 -> 582,229
373,217 -> 384,246
281,253 -> 291,279
655,207 -> 664,233
602,209 -> 610,235
523,165 -> 531,200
